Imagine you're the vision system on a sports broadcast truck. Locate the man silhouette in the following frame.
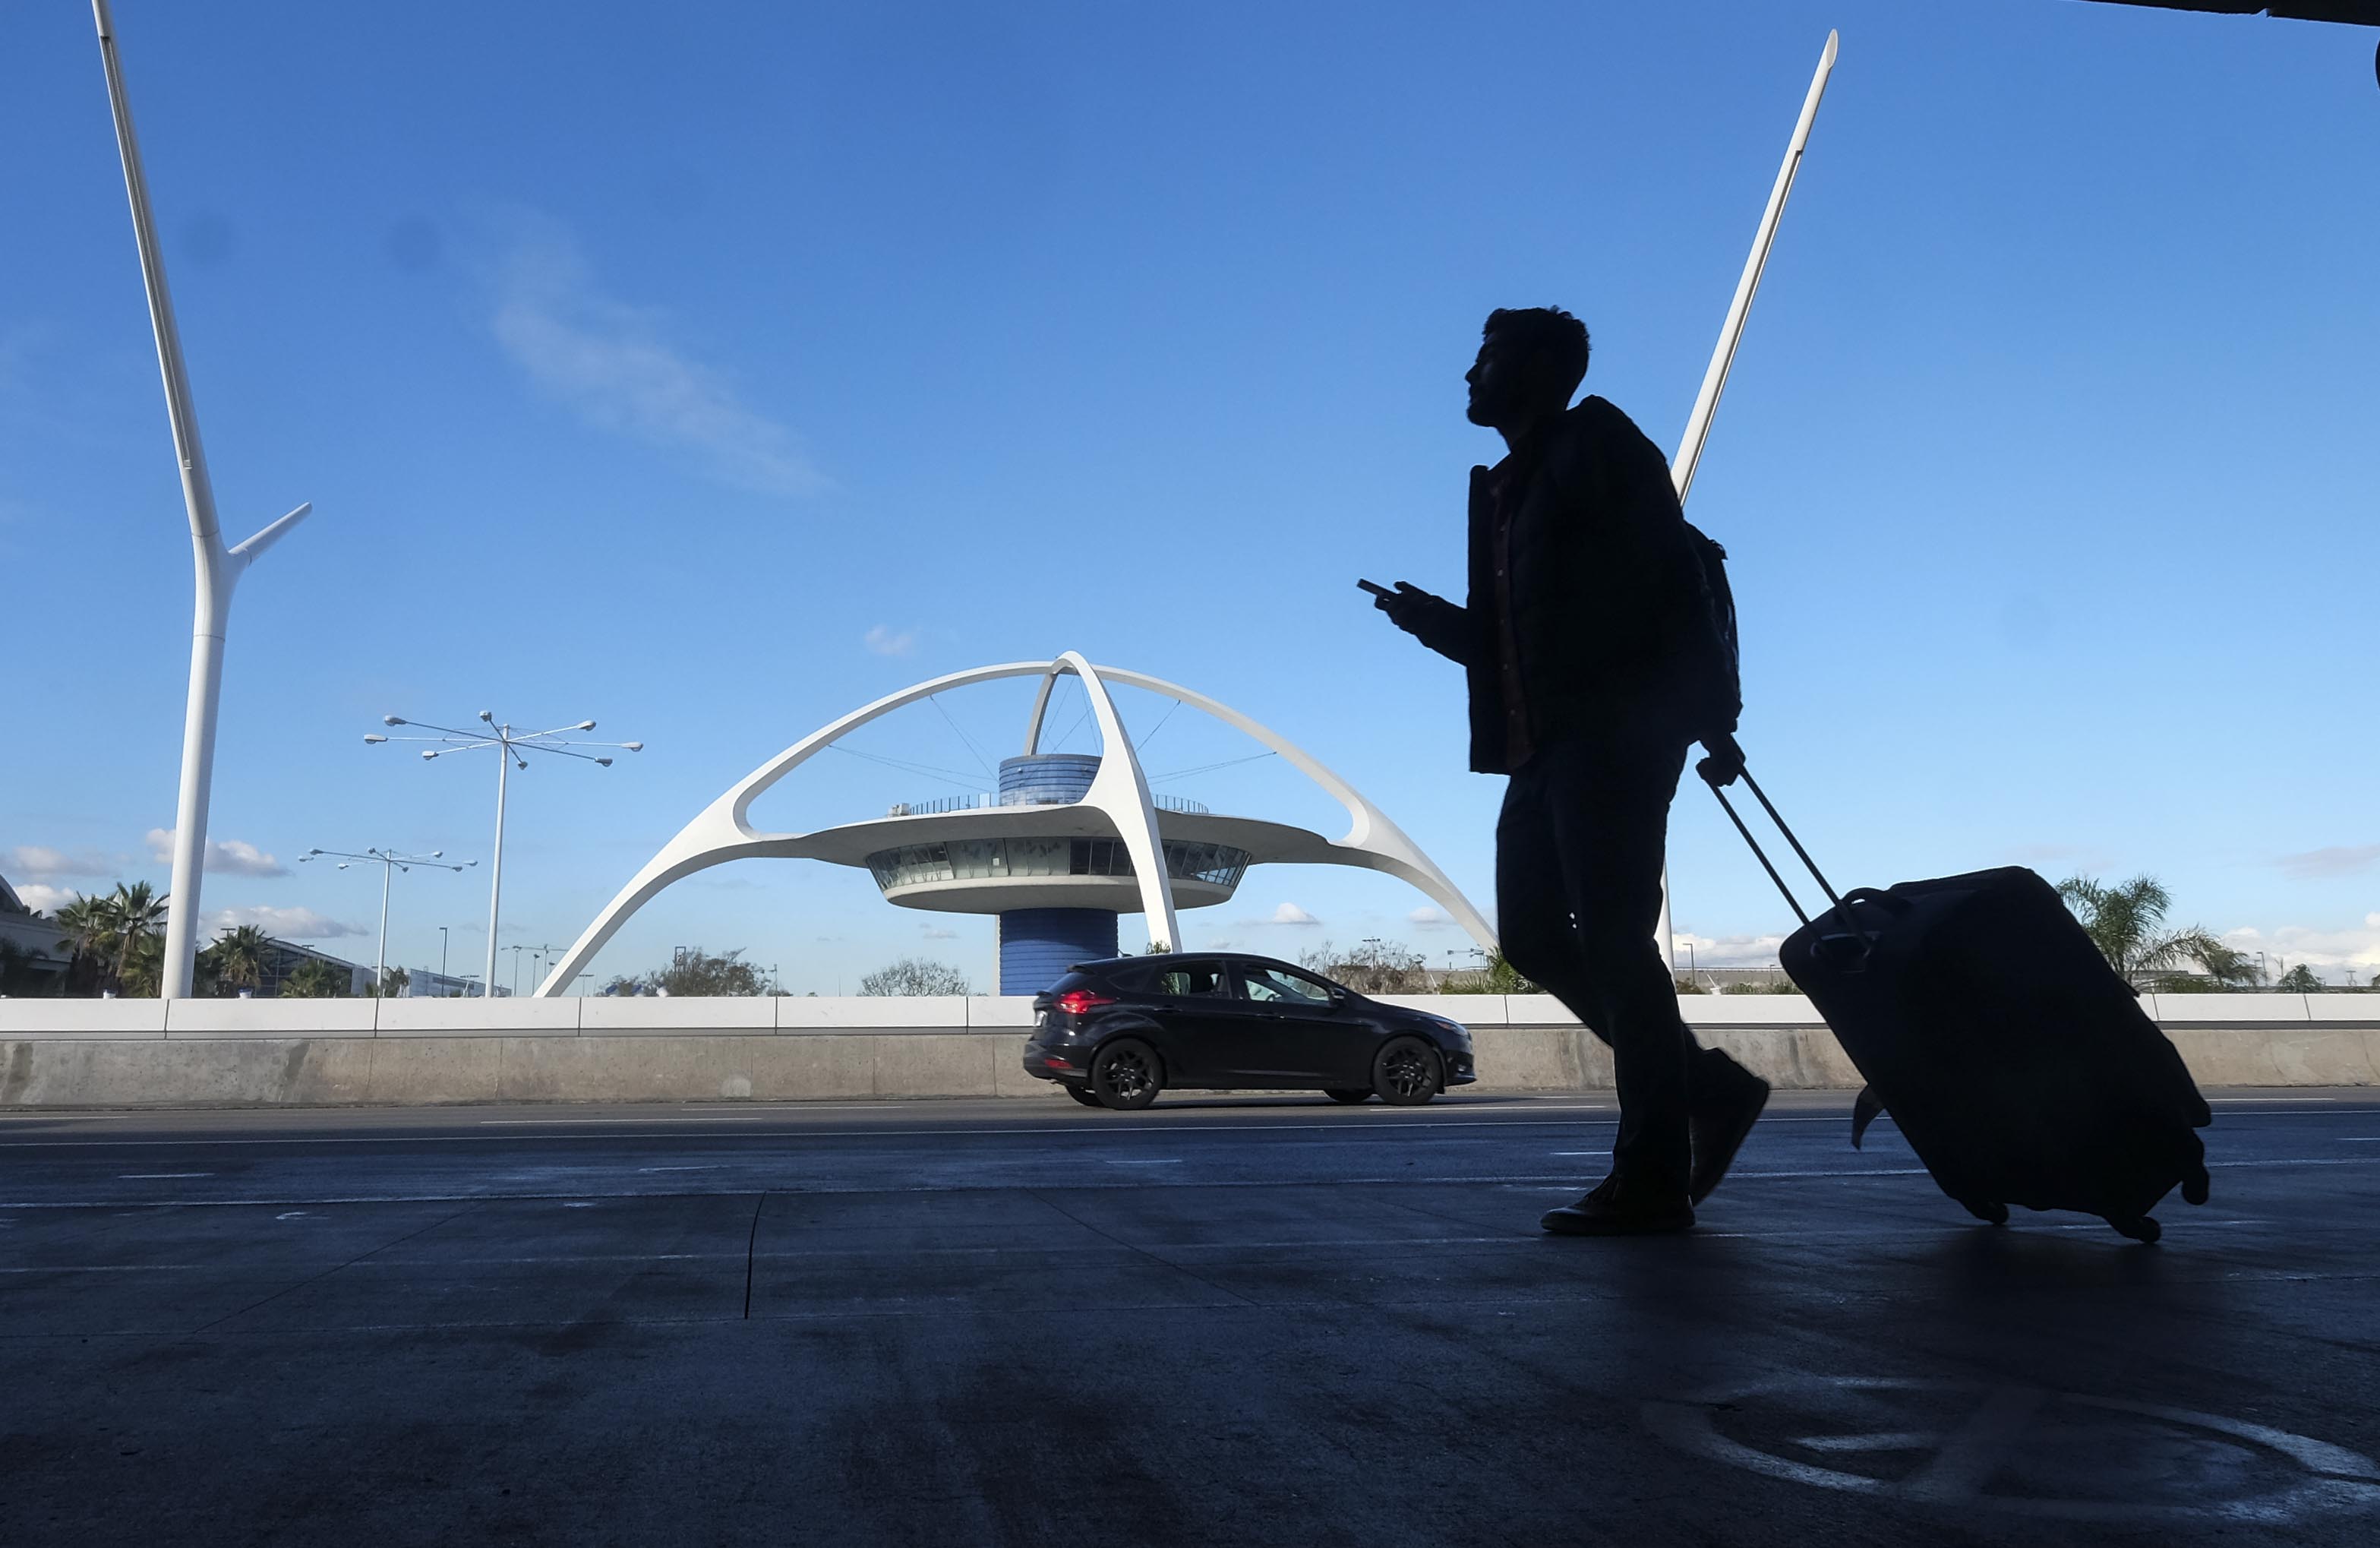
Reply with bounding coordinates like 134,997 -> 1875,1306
1375,306 -> 1767,1234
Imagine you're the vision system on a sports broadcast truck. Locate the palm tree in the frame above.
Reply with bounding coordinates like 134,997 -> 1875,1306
283,959 -> 348,999
2056,875 -> 2256,989
201,924 -> 272,996
116,930 -> 166,997
51,893 -> 109,995
370,965 -> 412,998
93,883 -> 169,994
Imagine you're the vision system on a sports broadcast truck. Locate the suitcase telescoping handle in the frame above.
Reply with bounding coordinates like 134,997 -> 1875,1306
1696,750 -> 1848,930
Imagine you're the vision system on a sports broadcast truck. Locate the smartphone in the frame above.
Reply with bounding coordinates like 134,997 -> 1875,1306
1356,580 -> 1394,599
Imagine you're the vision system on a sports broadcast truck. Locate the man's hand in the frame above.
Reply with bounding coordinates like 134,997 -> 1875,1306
1374,580 -> 1438,636
1697,731 -> 1746,789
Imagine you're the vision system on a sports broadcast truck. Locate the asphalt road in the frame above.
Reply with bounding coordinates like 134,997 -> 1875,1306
3,1088 -> 2376,1546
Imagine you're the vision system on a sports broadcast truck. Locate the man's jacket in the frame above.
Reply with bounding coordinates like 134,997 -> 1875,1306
1404,395 -> 1732,776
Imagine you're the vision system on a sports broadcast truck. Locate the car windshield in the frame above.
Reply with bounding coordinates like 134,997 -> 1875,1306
1239,965 -> 1334,1006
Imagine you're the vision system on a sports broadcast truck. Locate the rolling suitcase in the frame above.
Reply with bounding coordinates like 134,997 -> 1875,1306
1701,757 -> 2212,1241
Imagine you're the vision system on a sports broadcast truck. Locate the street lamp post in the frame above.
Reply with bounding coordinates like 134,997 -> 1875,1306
503,943 -> 571,997
298,848 -> 473,996
92,1 -> 317,998
365,714 -> 642,998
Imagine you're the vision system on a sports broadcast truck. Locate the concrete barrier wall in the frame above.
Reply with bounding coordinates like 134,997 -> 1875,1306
0,995 -> 2374,1107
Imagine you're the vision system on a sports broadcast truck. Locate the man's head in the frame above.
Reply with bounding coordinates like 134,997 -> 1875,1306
1466,307 -> 1589,432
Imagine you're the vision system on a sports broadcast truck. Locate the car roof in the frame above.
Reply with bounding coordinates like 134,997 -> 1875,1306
1068,950 -> 1312,977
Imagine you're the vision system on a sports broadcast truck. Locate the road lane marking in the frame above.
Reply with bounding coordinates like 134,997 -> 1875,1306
117,1172 -> 212,1179
0,1215 -> 2290,1278
0,1114 -> 1926,1149
7,1103 -> 2376,1151
6,1152 -> 2366,1210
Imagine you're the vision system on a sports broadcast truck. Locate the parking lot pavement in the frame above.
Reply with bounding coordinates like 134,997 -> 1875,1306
3,1089 -> 2376,1546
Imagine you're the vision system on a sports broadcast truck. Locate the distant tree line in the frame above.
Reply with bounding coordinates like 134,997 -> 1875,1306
601,946 -> 775,997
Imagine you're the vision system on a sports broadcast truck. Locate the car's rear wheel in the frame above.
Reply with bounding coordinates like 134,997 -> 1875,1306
1091,1038 -> 1163,1110
1323,1088 -> 1371,1105
1371,1036 -> 1441,1106
1065,1085 -> 1103,1107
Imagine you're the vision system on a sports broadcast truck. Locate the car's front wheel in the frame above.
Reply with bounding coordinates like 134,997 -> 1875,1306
1065,1085 -> 1103,1107
1091,1038 -> 1164,1110
1323,1088 -> 1371,1105
1371,1036 -> 1441,1106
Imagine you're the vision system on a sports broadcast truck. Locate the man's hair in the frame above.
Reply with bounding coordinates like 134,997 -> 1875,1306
1482,307 -> 1590,403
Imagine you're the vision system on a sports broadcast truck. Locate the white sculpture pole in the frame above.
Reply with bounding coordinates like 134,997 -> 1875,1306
93,0 -> 314,997
1671,29 -> 1838,504
1656,29 -> 1838,977
485,740 -> 510,1000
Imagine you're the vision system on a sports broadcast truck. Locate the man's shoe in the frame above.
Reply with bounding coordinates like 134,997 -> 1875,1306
1540,1174 -> 1694,1236
1690,1051 -> 1770,1206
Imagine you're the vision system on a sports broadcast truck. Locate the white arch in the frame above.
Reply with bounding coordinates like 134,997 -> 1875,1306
535,656 -> 1493,995
1059,656 -> 1179,949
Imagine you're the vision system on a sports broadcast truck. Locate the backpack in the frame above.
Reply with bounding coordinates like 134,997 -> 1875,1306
1681,522 -> 1742,739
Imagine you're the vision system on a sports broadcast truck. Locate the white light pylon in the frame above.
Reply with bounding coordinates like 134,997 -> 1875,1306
1658,30 -> 1839,981
94,0 -> 316,997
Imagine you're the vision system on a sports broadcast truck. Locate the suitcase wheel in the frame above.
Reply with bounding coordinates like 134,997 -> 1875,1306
1959,1198 -> 2008,1226
2109,1215 -> 2161,1244
2182,1165 -> 2210,1207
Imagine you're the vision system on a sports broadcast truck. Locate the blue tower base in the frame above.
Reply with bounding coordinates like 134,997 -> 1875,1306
998,908 -> 1119,996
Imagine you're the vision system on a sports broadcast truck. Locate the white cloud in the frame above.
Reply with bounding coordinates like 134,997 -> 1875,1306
1671,930 -> 1790,968
921,925 -> 958,940
145,829 -> 289,877
2274,845 -> 2380,881
866,625 -> 920,657
1408,907 -> 1447,930
3,845 -> 115,880
14,883 -> 75,915
2217,921 -> 2380,976
492,217 -> 822,498
202,906 -> 366,941
1246,902 -> 1321,927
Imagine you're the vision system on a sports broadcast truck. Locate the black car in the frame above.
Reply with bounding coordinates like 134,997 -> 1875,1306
1024,952 -> 1478,1109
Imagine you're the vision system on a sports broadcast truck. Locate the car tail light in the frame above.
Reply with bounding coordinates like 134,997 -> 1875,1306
1053,990 -> 1114,1016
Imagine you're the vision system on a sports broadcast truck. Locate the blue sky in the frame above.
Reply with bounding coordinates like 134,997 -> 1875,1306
4,1 -> 2375,993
